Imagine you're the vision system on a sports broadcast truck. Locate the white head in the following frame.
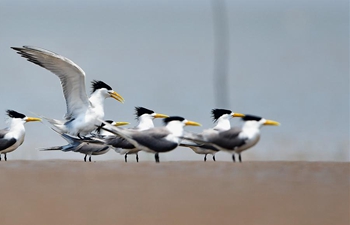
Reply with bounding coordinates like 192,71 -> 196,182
163,116 -> 201,137
135,107 -> 168,130
6,110 -> 41,128
241,115 -> 280,130
211,109 -> 245,130
90,80 -> 124,102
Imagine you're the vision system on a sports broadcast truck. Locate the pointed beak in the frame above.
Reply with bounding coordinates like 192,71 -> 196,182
231,112 -> 245,118
185,120 -> 201,127
109,91 -> 125,103
154,113 -> 169,119
113,122 -> 129,127
25,117 -> 42,122
264,120 -> 280,126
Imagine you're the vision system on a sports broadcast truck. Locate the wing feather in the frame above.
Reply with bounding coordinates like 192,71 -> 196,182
11,46 -> 89,119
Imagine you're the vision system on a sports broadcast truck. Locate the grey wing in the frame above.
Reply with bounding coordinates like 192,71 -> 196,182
77,142 -> 109,154
11,46 -> 89,120
131,128 -> 178,152
211,128 -> 246,150
0,137 -> 16,151
105,136 -> 135,149
181,131 -> 219,151
180,131 -> 205,147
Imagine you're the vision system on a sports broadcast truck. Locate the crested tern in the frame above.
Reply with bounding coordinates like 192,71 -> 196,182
43,121 -> 129,162
42,132 -> 110,162
0,110 -> 41,161
105,107 -> 168,162
181,109 -> 244,161
183,114 -> 280,162
100,116 -> 201,163
11,46 -> 124,138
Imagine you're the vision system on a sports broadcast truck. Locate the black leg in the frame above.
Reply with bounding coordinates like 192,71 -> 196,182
124,154 -> 128,163
239,154 -> 242,163
232,154 -> 236,162
213,155 -> 216,161
0,154 -> 2,161
84,154 -> 87,162
78,133 -> 83,140
204,154 -> 207,162
89,155 -> 92,162
136,153 -> 139,163
155,153 -> 159,163
4,153 -> 7,161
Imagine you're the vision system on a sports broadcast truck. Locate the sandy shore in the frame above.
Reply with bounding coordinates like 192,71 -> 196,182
0,161 -> 348,225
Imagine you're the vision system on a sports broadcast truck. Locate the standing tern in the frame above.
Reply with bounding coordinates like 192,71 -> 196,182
104,107 -> 168,162
181,109 -> 245,161
183,114 -> 280,162
41,133 -> 110,162
0,110 -> 41,161
43,121 -> 129,162
11,46 -> 124,138
101,116 -> 201,163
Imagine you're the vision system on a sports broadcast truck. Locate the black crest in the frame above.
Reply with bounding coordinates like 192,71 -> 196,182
242,115 -> 263,122
91,80 -> 112,93
211,109 -> 232,122
135,107 -> 154,119
163,116 -> 185,125
7,110 -> 26,119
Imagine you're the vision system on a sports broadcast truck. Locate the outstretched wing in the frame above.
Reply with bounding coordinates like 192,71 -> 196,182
11,46 -> 90,120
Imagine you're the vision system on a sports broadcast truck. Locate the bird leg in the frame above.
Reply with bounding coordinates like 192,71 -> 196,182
155,153 -> 160,163
84,154 -> 87,162
232,154 -> 236,162
124,154 -> 128,163
4,153 -> 7,161
239,154 -> 242,163
213,155 -> 216,161
204,154 -> 207,162
89,155 -> 92,162
136,153 -> 139,163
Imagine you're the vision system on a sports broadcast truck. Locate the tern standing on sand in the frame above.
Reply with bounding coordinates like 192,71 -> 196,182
0,110 -> 41,161
181,109 -> 245,161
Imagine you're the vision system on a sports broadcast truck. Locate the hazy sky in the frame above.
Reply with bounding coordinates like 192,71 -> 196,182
0,0 -> 348,161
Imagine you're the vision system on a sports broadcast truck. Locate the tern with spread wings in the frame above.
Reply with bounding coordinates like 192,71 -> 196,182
11,46 -> 124,138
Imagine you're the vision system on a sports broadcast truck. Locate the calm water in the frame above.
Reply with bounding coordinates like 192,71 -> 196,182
0,0 -> 348,161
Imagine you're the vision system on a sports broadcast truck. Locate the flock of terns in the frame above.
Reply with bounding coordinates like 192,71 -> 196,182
0,46 -> 280,163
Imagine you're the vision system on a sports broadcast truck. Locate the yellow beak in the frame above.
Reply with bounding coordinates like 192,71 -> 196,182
231,112 -> 245,118
185,120 -> 201,127
25,117 -> 42,122
154,113 -> 169,119
113,122 -> 130,127
110,91 -> 125,103
264,120 -> 280,126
